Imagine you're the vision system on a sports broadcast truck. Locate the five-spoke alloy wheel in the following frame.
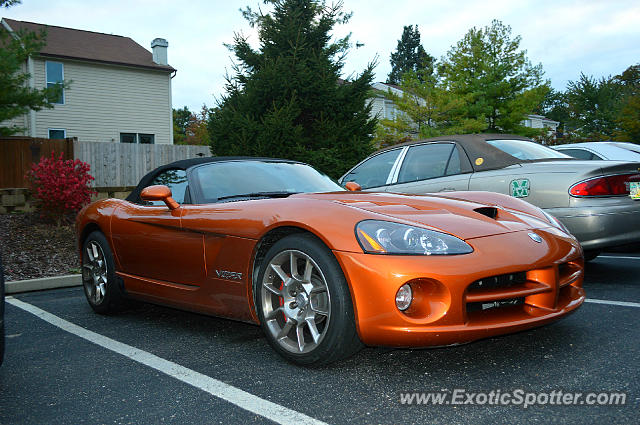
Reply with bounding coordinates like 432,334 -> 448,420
256,234 -> 361,366
82,231 -> 121,314
261,249 -> 331,354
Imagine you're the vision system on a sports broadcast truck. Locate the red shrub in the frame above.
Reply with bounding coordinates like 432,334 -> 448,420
26,152 -> 96,224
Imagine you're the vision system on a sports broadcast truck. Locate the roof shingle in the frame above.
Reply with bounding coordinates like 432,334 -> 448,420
2,18 -> 175,72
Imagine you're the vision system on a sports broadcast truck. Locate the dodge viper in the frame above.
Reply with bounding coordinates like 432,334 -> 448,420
76,157 -> 585,365
340,134 -> 640,260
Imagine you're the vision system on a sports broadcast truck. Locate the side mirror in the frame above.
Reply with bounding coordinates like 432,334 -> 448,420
345,181 -> 362,192
140,185 -> 180,210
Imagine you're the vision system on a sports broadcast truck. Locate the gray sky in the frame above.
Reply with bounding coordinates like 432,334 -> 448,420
3,0 -> 639,112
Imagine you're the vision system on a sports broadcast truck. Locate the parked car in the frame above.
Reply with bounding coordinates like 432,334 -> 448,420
340,134 -> 640,260
76,157 -> 584,366
553,141 -> 640,161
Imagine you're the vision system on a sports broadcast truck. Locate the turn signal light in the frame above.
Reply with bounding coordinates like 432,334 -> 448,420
569,174 -> 640,197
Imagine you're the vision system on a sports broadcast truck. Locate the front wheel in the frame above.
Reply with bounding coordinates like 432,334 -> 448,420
255,234 -> 362,366
82,231 -> 122,314
583,249 -> 601,262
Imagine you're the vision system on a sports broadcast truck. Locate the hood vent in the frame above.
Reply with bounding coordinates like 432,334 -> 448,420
474,206 -> 498,220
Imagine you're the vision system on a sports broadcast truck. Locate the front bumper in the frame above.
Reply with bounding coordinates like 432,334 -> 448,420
334,228 -> 584,347
547,197 -> 640,250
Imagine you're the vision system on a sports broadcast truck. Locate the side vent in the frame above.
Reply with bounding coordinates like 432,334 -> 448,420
474,207 -> 498,219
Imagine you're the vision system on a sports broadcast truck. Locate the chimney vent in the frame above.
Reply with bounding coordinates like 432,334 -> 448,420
151,38 -> 168,65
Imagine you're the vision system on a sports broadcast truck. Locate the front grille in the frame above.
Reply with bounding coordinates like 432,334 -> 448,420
466,297 -> 524,313
468,271 -> 527,291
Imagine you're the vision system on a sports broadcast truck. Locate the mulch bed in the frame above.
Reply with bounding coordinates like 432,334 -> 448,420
0,212 -> 79,282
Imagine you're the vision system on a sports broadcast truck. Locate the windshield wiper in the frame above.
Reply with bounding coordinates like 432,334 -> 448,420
216,191 -> 299,202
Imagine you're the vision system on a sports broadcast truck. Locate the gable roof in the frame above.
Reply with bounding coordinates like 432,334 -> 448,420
1,18 -> 175,72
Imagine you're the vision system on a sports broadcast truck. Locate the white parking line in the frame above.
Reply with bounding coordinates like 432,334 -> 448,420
597,255 -> 640,260
6,297 -> 327,425
585,298 -> 640,308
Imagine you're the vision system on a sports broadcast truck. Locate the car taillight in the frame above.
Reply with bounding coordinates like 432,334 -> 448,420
569,174 -> 640,197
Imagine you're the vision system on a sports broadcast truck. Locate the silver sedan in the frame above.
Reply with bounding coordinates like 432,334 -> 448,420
553,141 -> 640,161
339,134 -> 640,260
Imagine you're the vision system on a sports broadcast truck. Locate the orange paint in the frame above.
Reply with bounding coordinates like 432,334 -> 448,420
76,189 -> 584,347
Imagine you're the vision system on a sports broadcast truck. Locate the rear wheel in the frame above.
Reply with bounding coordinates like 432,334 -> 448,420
255,234 -> 362,366
82,231 -> 122,314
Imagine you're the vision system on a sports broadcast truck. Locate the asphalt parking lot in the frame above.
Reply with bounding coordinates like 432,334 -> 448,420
1,254 -> 639,424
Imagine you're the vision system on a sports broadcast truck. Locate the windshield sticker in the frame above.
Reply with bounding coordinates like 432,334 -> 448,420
510,179 -> 530,198
475,157 -> 484,166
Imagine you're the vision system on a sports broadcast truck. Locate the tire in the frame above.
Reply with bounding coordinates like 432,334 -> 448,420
584,249 -> 601,262
81,231 -> 123,314
255,234 -> 362,366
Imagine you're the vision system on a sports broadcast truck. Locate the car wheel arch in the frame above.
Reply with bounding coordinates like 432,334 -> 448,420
79,222 -> 103,254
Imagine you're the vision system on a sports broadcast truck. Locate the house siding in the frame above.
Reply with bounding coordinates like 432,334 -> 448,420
31,57 -> 172,144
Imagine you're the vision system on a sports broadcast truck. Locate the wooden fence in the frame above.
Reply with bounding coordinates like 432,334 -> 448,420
74,142 -> 210,187
0,137 -> 74,188
0,137 -> 210,189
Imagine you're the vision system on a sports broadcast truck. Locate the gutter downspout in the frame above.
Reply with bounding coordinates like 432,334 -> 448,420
169,70 -> 176,145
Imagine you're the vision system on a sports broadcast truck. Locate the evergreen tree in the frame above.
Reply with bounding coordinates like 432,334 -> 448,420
0,0 -> 67,136
172,106 -> 192,144
387,25 -> 434,85
208,0 -> 376,178
614,64 -> 640,142
438,20 -> 549,135
564,73 -> 622,140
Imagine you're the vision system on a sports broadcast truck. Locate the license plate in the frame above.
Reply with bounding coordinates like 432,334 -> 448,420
631,181 -> 640,200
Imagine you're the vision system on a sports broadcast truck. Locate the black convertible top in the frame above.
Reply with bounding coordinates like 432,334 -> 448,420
375,133 -> 545,172
126,156 -> 300,203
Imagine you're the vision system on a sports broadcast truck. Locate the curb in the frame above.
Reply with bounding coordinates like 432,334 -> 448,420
5,274 -> 82,294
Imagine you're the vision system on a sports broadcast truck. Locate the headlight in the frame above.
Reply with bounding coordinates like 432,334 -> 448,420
542,210 -> 570,234
355,220 -> 473,255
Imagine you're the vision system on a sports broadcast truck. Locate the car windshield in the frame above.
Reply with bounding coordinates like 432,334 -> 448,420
192,161 -> 344,202
486,139 -> 571,160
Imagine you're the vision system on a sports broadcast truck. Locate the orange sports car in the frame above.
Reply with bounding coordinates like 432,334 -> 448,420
76,157 -> 585,366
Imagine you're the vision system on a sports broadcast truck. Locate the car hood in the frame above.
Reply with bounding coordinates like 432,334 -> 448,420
298,192 -> 553,240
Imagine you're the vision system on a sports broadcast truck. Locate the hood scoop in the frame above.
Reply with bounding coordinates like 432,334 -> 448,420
474,206 -> 498,220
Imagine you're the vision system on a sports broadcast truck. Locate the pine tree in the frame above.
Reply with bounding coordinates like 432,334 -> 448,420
208,0 -> 377,178
0,0 -> 67,136
438,20 -> 549,135
387,25 -> 434,85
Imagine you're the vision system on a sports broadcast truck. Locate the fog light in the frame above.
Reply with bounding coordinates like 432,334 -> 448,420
396,284 -> 413,311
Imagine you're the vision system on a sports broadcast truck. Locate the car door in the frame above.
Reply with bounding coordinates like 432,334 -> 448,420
110,169 -> 206,290
384,142 -> 472,194
340,148 -> 403,190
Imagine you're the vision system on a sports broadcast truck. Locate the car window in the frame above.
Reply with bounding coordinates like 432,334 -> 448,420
397,143 -> 457,183
486,139 -> 570,160
146,169 -> 189,205
557,148 -> 600,160
342,148 -> 401,189
445,147 -> 461,175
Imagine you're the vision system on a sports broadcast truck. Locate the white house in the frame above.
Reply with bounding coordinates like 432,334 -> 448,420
369,82 -> 559,136
0,18 -> 176,144
522,114 -> 559,134
369,82 -> 404,121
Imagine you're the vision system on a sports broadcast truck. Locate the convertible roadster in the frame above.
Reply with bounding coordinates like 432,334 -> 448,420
76,157 -> 585,365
